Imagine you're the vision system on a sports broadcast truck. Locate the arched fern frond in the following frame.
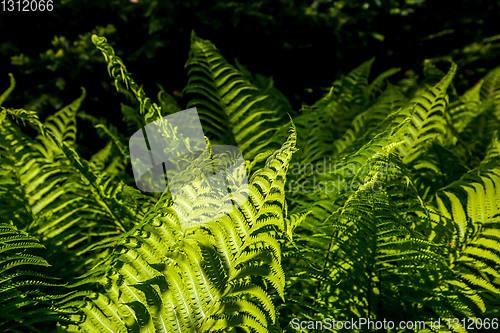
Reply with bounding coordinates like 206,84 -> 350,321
0,221 -> 76,332
183,31 -> 285,160
42,87 -> 86,147
1,89 -> 147,281
431,162 -> 500,318
397,58 -> 457,164
59,126 -> 298,333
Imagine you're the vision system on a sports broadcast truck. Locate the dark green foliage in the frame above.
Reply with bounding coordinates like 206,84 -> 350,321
3,0 -> 499,131
1,31 -> 500,333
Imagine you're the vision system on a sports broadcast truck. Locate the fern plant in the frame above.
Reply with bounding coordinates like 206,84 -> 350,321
279,56 -> 500,332
1,31 -> 500,333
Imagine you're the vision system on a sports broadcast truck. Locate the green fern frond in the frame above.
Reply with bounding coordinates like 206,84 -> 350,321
0,73 -> 15,108
480,66 -> 500,110
0,96 -> 146,281
157,83 -> 182,116
60,126 -> 298,333
483,130 -> 500,164
183,31 -> 284,160
0,221 -> 76,332
42,88 -> 86,146
1,107 -> 45,136
334,83 -> 407,156
293,58 -> 378,167
446,79 -> 483,136
397,58 -> 457,164
91,34 -> 166,127
431,163 -> 500,318
367,67 -> 401,101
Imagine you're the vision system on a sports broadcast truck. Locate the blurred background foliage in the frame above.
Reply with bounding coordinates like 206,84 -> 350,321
1,0 -> 499,158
